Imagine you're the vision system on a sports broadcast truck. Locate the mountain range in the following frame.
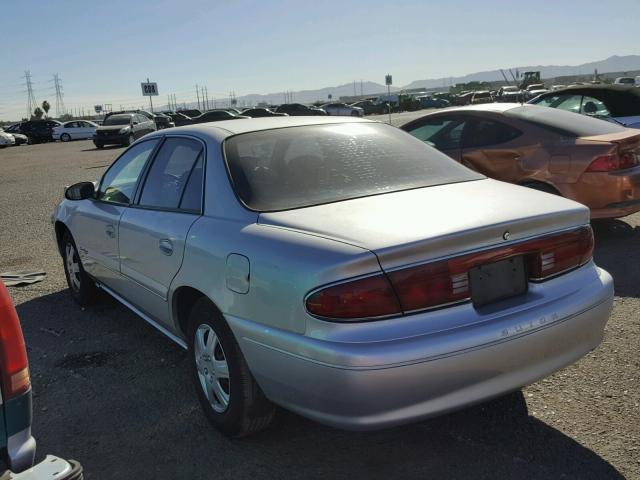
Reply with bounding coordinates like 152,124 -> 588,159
402,55 -> 640,90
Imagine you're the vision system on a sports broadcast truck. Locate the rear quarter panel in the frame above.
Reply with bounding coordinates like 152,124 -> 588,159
170,218 -> 379,335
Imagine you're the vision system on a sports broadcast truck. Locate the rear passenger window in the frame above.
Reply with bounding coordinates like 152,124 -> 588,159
139,138 -> 203,210
464,119 -> 521,148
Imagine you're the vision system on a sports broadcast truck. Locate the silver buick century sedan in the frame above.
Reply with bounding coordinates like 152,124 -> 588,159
52,117 -> 614,437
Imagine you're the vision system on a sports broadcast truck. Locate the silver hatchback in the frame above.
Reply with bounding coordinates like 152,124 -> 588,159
53,117 -> 613,437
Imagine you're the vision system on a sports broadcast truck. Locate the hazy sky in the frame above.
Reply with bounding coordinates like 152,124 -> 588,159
1,0 -> 638,119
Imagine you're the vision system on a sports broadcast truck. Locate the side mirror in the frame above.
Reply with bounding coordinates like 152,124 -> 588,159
132,121 -> 139,125
65,181 -> 95,201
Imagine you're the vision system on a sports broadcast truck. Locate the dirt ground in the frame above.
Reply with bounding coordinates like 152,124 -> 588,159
0,137 -> 637,479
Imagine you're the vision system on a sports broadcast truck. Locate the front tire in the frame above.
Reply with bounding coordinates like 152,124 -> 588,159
123,134 -> 134,147
187,298 -> 275,438
61,231 -> 98,307
60,133 -> 71,142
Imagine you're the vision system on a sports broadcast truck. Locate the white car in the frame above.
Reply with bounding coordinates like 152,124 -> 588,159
0,129 -> 16,148
52,121 -> 98,142
614,77 -> 636,86
322,102 -> 364,117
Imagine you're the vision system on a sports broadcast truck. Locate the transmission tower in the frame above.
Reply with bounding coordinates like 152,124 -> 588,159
53,73 -> 66,117
23,71 -> 38,118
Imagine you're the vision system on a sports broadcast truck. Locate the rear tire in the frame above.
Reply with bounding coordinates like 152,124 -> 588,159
61,231 -> 98,307
522,182 -> 560,196
187,298 -> 275,438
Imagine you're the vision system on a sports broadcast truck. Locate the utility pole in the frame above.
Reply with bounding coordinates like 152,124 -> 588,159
196,84 -> 201,110
204,86 -> 209,110
360,80 -> 363,96
53,73 -> 66,117
23,71 -> 38,118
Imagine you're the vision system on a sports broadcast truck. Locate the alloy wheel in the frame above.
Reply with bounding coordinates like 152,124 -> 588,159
195,324 -> 230,413
65,243 -> 81,292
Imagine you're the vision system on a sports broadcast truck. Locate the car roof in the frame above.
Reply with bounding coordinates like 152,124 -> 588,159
148,116 -> 374,140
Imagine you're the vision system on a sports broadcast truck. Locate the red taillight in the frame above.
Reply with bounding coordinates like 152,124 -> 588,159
388,259 -> 470,312
526,226 -> 594,279
0,281 -> 31,399
586,151 -> 638,172
305,274 -> 401,320
305,226 -> 594,320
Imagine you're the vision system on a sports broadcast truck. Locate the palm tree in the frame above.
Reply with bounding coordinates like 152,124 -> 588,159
42,101 -> 51,118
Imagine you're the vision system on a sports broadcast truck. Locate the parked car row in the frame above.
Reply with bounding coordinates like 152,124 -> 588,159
0,120 -> 62,144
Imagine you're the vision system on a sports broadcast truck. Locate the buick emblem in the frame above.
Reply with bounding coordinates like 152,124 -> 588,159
503,231 -> 511,241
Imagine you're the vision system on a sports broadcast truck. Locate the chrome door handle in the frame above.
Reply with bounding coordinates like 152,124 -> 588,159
159,239 -> 174,256
105,225 -> 116,238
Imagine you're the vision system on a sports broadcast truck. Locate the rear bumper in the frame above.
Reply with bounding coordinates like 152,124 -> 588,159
4,456 -> 83,479
93,134 -> 127,145
591,198 -> 640,219
568,167 -> 640,219
228,265 -> 613,430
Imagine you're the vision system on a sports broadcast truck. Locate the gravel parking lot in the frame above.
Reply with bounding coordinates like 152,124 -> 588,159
0,132 -> 638,479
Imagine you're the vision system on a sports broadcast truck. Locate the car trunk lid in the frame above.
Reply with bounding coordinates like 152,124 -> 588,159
258,178 -> 589,271
581,130 -> 640,149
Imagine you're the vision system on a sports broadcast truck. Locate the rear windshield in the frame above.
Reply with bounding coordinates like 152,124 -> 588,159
223,122 -> 483,212
104,115 -> 132,126
506,105 -> 627,137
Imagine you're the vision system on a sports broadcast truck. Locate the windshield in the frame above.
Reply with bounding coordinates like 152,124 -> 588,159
104,115 -> 132,126
507,105 -> 627,137
224,122 -> 483,212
